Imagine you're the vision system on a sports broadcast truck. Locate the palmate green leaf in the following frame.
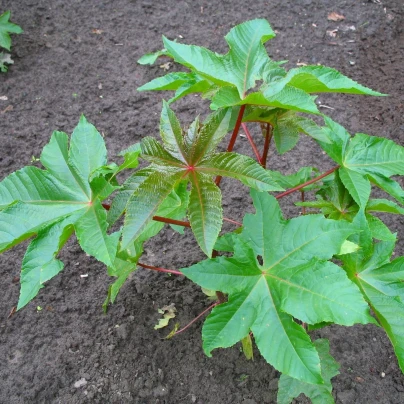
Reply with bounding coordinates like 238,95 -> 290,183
277,339 -> 340,404
210,85 -> 320,114
242,107 -> 330,153
0,116 -> 119,309
367,199 -> 404,215
343,133 -> 404,177
138,72 -> 199,91
341,213 -> 404,372
317,117 -> 351,165
18,217 -> 75,310
276,65 -> 385,96
317,120 -> 404,210
123,103 -> 282,256
138,71 -> 212,104
104,181 -> 189,310
182,190 -> 373,384
369,173 -> 404,206
339,167 -> 371,209
137,48 -> 169,65
163,19 -> 275,98
0,11 -> 23,51
271,167 -> 318,190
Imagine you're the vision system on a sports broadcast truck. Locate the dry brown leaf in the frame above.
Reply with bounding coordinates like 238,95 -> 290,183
1,105 -> 13,114
159,62 -> 172,71
326,29 -> 338,38
328,12 -> 345,22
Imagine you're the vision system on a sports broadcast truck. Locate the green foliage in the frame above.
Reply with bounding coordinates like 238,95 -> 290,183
0,11 -> 23,72
1,18 -> 404,404
0,11 -> 22,51
277,339 -> 340,404
0,116 -> 125,309
120,101 -> 283,256
182,190 -> 375,384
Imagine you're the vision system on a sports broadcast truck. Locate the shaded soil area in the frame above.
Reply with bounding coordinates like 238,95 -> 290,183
1,1 -> 404,403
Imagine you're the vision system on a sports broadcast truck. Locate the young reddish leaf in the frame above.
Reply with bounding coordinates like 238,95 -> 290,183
160,100 -> 187,163
140,136 -> 185,167
188,172 -> 222,257
199,152 -> 283,192
122,169 -> 184,249
186,107 -> 234,165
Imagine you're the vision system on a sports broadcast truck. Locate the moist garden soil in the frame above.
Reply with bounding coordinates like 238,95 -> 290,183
1,1 -> 404,403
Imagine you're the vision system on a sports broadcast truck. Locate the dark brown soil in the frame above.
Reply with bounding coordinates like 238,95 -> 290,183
1,1 -> 404,403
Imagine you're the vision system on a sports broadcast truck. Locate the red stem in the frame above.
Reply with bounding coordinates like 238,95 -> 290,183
153,215 -> 242,227
153,215 -> 190,227
215,104 -> 246,186
174,302 -> 219,336
223,217 -> 242,226
241,123 -> 262,163
138,262 -> 183,276
301,191 -> 306,215
276,166 -> 339,199
261,123 -> 272,168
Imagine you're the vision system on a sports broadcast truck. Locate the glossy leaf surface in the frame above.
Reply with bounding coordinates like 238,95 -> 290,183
0,116 -> 125,309
182,190 -> 373,383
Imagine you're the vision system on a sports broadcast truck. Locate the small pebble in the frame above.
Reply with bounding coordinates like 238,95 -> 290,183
74,378 -> 87,388
381,372 -> 386,378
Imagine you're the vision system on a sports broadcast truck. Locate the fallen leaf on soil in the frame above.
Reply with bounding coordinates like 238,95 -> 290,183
328,12 -> 345,21
165,322 -> 180,339
7,306 -> 16,319
1,105 -> 13,114
159,62 -> 172,71
155,303 -> 176,329
327,29 -> 338,38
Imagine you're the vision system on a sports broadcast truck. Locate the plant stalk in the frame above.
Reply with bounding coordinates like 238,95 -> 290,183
241,123 -> 262,163
301,191 -> 306,215
152,215 -> 242,227
261,123 -> 272,168
174,302 -> 219,336
276,166 -> 339,199
138,262 -> 183,276
215,104 -> 246,186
